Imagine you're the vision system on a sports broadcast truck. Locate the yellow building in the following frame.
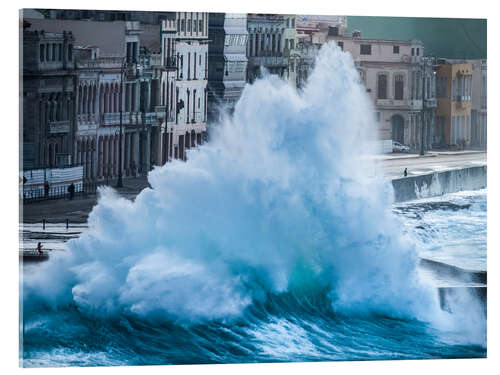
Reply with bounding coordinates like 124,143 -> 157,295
435,61 -> 473,147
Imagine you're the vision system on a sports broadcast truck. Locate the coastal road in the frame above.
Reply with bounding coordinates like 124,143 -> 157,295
21,151 -> 486,223
377,151 -> 487,179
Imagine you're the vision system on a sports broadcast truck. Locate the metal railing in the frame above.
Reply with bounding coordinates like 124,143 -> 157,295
22,182 -> 97,203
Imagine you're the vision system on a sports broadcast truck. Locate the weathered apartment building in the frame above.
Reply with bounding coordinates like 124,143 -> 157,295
207,13 -> 248,123
325,29 -> 437,151
22,25 -> 76,170
469,59 -> 487,149
246,14 -> 289,83
435,59 -> 473,148
170,11 -> 209,160
22,11 -> 209,181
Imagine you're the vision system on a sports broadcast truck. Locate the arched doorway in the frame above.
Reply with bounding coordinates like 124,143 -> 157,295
391,115 -> 405,144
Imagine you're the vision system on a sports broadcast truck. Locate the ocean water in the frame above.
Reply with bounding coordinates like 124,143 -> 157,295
20,43 -> 486,367
394,190 -> 486,273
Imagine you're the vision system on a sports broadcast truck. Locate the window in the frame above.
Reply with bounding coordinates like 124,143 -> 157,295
127,42 -> 132,63
452,116 -> 455,143
40,44 -> 45,62
199,20 -> 203,33
338,41 -> 343,51
193,18 -> 197,32
394,74 -> 404,100
52,43 -> 56,61
411,48 -> 414,56
68,44 -> 73,61
177,19 -> 180,32
393,45 -> 399,54
286,18 -> 290,28
377,74 -> 387,99
436,77 -> 447,98
358,69 -> 366,84
360,44 -> 371,55
187,19 -> 191,33
58,44 -> 62,61
416,48 -> 420,56
181,19 -> 185,32
291,18 -> 295,28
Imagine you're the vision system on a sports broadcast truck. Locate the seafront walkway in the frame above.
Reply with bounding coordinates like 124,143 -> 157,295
21,150 -> 486,224
21,177 -> 150,223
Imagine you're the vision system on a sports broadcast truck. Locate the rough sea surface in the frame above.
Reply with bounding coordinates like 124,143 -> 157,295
20,43 -> 486,367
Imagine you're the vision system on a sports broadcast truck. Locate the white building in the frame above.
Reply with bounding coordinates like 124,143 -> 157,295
326,31 -> 435,149
170,12 -> 209,160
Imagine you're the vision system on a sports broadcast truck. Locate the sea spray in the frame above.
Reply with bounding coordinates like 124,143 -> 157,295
23,42 -> 442,324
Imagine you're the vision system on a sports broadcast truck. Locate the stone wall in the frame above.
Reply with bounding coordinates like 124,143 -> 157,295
391,165 -> 486,202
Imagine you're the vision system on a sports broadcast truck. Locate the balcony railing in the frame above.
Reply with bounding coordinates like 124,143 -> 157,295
165,56 -> 177,70
77,114 -> 99,124
424,98 -> 437,108
248,55 -> 288,68
101,112 -> 144,126
49,120 -> 71,134
143,112 -> 158,125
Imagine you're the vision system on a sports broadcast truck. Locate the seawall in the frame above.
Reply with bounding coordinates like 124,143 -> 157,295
391,165 -> 487,202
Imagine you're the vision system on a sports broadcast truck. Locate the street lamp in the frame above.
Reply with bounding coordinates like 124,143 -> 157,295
420,56 -> 439,156
116,57 -> 127,188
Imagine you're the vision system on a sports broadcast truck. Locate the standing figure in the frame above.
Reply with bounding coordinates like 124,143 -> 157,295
44,181 -> 50,198
68,183 -> 75,200
37,242 -> 43,256
404,168 -> 408,177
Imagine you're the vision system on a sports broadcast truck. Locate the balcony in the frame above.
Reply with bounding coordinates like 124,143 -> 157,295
149,54 -> 163,67
375,98 -> 421,110
165,56 -> 177,71
77,113 -> 99,124
248,55 -> 288,68
424,98 -> 437,109
143,112 -> 158,125
454,95 -> 471,102
409,99 -> 423,111
49,120 -> 70,134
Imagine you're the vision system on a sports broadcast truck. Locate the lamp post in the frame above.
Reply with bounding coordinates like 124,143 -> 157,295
420,59 -> 427,156
420,56 -> 439,156
116,57 -> 127,188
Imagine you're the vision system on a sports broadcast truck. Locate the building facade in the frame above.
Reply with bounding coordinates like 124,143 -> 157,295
469,59 -> 487,149
435,60 -> 473,148
172,11 -> 209,160
326,31 -> 435,150
207,13 -> 248,123
246,14 -> 288,82
24,18 -> 173,181
22,28 -> 76,170
282,14 -> 297,87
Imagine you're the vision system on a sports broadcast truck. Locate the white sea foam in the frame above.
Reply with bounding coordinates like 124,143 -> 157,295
24,43 -> 453,327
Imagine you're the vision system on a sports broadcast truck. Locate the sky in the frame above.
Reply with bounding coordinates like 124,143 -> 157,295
346,16 -> 486,59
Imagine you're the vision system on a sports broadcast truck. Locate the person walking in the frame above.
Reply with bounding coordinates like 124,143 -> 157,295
44,180 -> 50,198
37,242 -> 43,256
404,168 -> 408,177
67,183 -> 75,200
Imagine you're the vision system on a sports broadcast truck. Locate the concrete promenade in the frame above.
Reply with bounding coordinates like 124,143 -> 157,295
20,150 -> 487,224
21,177 -> 151,223
378,150 -> 486,179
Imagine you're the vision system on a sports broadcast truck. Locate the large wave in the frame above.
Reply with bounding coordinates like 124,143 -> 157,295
23,43 -> 442,325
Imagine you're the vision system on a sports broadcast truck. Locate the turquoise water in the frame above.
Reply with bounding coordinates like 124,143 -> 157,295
20,44 -> 486,367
